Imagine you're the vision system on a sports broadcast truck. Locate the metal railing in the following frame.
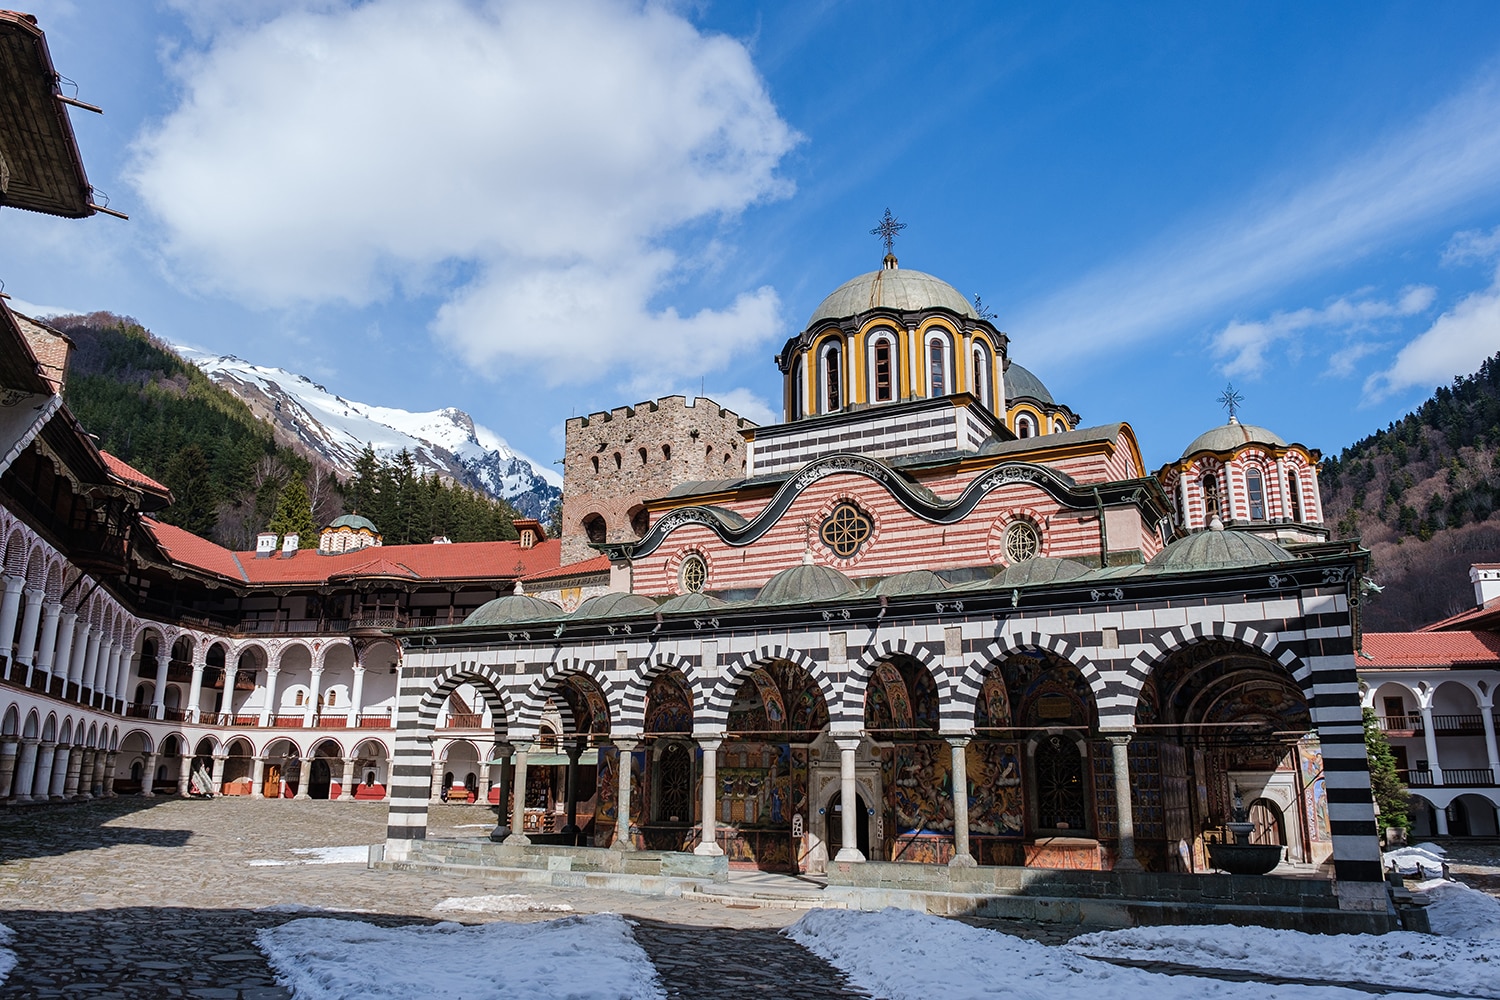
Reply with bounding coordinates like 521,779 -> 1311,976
1379,714 -> 1422,733
1432,714 -> 1485,735
1440,768 -> 1497,786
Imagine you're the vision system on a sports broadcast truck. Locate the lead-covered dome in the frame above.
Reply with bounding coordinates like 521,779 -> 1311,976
1181,419 -> 1287,459
570,592 -> 659,619
755,561 -> 861,606
1147,528 -> 1294,572
463,593 -> 563,626
1005,363 -> 1054,405
807,266 -> 977,328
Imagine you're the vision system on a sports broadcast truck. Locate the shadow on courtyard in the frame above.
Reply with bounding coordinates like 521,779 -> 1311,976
0,796 -> 192,863
0,905 -> 874,1000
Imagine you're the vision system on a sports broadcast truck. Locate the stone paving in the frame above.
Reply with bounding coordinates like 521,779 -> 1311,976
0,798 -> 872,998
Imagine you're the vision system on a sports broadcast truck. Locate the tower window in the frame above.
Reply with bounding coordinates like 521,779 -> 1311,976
1246,468 -> 1266,520
1287,471 -> 1303,521
791,358 -> 804,420
1202,474 -> 1219,518
662,444 -> 671,460
1016,414 -> 1035,438
613,452 -> 622,470
971,348 -> 988,408
630,506 -> 650,537
822,343 -> 842,412
874,340 -> 893,402
583,514 -> 606,544
591,456 -> 599,473
1053,419 -> 1067,434
638,448 -> 648,465
929,340 -> 946,396
1004,520 -> 1040,563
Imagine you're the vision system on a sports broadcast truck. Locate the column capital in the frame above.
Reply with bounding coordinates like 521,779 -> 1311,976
2,574 -> 25,593
944,735 -> 972,750
612,737 -> 640,753
695,736 -> 724,752
510,740 -> 535,755
833,735 -> 863,754
22,586 -> 44,603
1104,732 -> 1134,747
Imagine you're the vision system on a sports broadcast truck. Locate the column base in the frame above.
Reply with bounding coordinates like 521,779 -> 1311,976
693,841 -> 724,856
488,825 -> 511,842
293,793 -> 311,801
834,847 -> 865,863
948,853 -> 978,869
503,831 -> 531,846
611,836 -> 638,852
1113,857 -> 1144,872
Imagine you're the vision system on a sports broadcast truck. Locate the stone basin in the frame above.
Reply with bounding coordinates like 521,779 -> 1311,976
1207,842 -> 1282,875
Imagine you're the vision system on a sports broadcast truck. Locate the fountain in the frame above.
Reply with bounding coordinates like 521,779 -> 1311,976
1206,785 -> 1282,875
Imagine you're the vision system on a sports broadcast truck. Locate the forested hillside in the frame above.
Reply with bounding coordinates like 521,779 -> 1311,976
54,313 -> 521,549
1321,351 -> 1500,630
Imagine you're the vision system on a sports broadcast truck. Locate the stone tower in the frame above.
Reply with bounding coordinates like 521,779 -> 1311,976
560,395 -> 756,565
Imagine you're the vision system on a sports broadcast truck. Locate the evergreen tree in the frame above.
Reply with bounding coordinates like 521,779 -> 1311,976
1363,707 -> 1411,839
267,478 -> 318,547
160,444 -> 219,536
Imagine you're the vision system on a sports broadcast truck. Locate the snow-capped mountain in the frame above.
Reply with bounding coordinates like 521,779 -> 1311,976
172,346 -> 561,520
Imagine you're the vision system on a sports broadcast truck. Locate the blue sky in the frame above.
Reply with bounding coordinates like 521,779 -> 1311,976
8,1 -> 1500,474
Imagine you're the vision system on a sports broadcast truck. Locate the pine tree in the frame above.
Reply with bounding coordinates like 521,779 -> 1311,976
160,444 -> 219,536
1363,707 -> 1411,839
267,478 -> 318,547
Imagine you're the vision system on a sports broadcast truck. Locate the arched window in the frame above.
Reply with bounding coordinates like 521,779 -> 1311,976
583,514 -> 606,543
630,506 -> 649,537
971,347 -> 989,409
638,447 -> 648,466
873,338 -> 894,402
928,337 -> 948,396
1201,473 -> 1219,518
1245,468 -> 1266,520
1287,471 -> 1303,521
1015,414 -> 1036,438
791,357 -> 804,420
680,553 -> 707,594
821,342 -> 843,413
1053,418 -> 1067,434
662,444 -> 671,461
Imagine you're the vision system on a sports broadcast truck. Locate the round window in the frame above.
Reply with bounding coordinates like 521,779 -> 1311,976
680,554 -> 707,594
820,502 -> 872,558
1004,520 -> 1040,563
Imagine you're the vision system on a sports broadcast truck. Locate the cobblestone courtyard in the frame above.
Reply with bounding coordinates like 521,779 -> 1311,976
0,798 -> 875,999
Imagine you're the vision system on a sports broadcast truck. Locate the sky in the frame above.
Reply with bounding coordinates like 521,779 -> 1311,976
7,1 -> 1500,474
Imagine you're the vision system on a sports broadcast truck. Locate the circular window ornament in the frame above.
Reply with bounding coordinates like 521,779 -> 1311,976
820,502 -> 872,558
680,554 -> 707,594
1004,520 -> 1040,563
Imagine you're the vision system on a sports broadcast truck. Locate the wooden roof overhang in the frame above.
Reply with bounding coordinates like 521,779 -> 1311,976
0,11 -> 94,218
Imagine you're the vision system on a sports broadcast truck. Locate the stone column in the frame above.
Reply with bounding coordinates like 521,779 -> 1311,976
82,629 -> 103,700
1480,696 -> 1500,781
31,741 -> 56,802
52,612 -> 77,692
0,574 -> 26,664
186,657 -> 207,723
1435,803 -> 1451,835
259,667 -> 280,727
47,745 -> 70,800
611,738 -> 638,851
12,739 -> 40,800
177,754 -> 193,796
34,600 -> 61,681
62,747 -> 83,799
694,736 -> 724,856
74,749 -> 94,800
307,667 -> 324,726
561,738 -> 583,835
106,643 -> 126,706
505,742 -> 532,845
211,754 -> 227,794
150,640 -> 171,719
429,758 -> 446,804
66,619 -> 90,688
14,587 -> 44,677
349,666 -> 366,723
833,736 -> 864,862
1420,703 -> 1444,785
294,757 -> 313,800
140,751 -> 158,797
340,757 -> 358,800
102,752 -> 117,797
1107,733 -> 1143,871
489,743 -> 513,841
947,736 -> 976,867
476,757 -> 493,806
250,756 -> 266,799
222,662 -> 239,723
98,641 -> 119,708
0,736 -> 18,799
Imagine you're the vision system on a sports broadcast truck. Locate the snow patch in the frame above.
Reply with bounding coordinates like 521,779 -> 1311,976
1413,877 -> 1500,939
434,894 -> 574,914
257,914 -> 661,1000
787,907 -> 1458,1000
0,922 -> 15,987
248,845 -> 369,866
1383,841 -> 1448,877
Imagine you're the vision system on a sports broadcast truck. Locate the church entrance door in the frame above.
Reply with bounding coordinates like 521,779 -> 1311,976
309,758 -> 332,799
825,791 -> 870,858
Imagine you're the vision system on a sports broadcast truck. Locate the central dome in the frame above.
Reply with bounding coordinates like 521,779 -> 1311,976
807,265 -> 978,329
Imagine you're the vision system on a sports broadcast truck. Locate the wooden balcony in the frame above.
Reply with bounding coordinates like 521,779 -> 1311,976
1440,768 -> 1496,787
441,713 -> 484,729
1379,714 -> 1421,736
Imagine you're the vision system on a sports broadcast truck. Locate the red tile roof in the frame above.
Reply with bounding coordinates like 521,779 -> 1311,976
1361,631 -> 1500,668
142,518 -> 561,586
1420,598 -> 1500,633
101,451 -> 169,495
523,553 -> 611,583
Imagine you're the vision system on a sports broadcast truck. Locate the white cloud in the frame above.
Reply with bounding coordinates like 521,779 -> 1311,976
699,387 -> 777,427
131,0 -> 798,385
1365,263 -> 1500,400
1014,68 -> 1500,366
1443,224 -> 1500,266
1211,286 -> 1434,379
5,298 -> 83,319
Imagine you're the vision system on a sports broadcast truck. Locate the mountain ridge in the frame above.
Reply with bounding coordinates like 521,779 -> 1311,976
172,346 -> 561,521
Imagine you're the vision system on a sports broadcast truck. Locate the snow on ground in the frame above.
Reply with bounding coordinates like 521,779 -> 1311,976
256,903 -> 373,915
434,894 -> 574,914
0,923 -> 15,987
787,908 -> 1455,1000
1413,877 -> 1500,939
248,845 -> 369,866
1383,841 -> 1448,877
257,914 -> 661,1000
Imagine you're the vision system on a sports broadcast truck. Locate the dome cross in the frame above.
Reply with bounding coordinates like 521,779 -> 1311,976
1217,382 -> 1244,423
870,208 -> 907,256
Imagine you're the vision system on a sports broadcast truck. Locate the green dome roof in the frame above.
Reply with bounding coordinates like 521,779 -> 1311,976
987,557 -> 1091,588
463,593 -> 562,626
1181,419 -> 1287,459
1005,362 -> 1054,405
755,561 -> 861,606
807,266 -> 977,328
1147,529 -> 1295,573
869,570 -> 949,597
657,592 -> 730,615
571,592 -> 659,619
327,514 -> 379,533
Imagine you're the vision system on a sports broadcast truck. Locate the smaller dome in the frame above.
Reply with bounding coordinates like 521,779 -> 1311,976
1005,362 -> 1054,405
463,593 -> 563,627
986,557 -> 1091,588
327,514 -> 379,533
657,592 -> 730,615
869,570 -> 948,597
571,592 -> 659,619
1147,529 -> 1295,573
1181,419 -> 1287,459
755,561 -> 861,606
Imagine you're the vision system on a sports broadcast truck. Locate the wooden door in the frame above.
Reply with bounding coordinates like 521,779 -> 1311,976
264,764 -> 282,798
